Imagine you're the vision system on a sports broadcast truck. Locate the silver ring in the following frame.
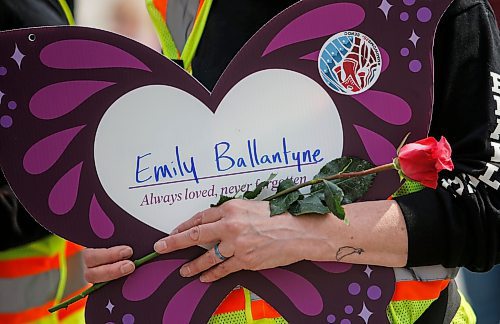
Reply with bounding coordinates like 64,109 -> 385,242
214,242 -> 228,261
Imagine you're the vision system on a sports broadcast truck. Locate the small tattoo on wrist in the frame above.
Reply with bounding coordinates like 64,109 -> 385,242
336,246 -> 364,261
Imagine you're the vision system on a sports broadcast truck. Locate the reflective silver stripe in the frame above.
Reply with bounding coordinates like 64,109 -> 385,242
62,252 -> 87,299
394,266 -> 459,282
443,280 -> 461,323
0,269 -> 59,312
250,291 -> 263,302
231,286 -> 263,302
167,0 -> 199,52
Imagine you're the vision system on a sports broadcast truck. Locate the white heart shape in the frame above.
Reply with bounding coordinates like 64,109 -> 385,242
94,69 -> 343,233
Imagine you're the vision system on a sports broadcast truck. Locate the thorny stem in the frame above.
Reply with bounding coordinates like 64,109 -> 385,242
264,162 -> 395,201
49,252 -> 160,313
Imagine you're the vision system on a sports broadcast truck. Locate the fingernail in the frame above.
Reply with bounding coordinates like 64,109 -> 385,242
119,247 -> 133,259
180,265 -> 190,277
199,274 -> 208,282
154,240 -> 167,252
121,262 -> 134,275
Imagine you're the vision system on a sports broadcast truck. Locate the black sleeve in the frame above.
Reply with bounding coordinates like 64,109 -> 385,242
0,177 -> 50,251
0,0 -> 72,251
0,0 -> 72,30
394,0 -> 500,272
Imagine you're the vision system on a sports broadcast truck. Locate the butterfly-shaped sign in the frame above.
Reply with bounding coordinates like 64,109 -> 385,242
0,0 -> 452,322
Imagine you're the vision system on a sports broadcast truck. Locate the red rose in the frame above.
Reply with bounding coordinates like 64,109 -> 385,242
396,136 -> 454,189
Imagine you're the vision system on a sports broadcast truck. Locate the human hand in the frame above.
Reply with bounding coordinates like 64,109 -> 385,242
153,200 -> 330,282
83,245 -> 135,283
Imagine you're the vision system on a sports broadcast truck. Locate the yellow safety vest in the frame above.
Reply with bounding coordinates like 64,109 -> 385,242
146,0 -> 212,73
0,235 -> 89,323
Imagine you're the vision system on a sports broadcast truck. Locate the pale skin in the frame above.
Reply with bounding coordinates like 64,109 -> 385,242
83,199 -> 408,283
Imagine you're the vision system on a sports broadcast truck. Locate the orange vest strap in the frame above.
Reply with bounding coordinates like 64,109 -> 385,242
0,289 -> 87,324
65,241 -> 84,257
213,288 -> 246,315
0,300 -> 54,324
213,288 -> 282,320
0,241 -> 83,278
392,279 -> 450,301
154,0 -> 167,20
195,0 -> 205,19
251,299 -> 282,320
56,286 -> 88,321
0,254 -> 59,278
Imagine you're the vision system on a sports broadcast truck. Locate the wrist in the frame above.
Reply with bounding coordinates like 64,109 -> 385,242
271,212 -> 340,262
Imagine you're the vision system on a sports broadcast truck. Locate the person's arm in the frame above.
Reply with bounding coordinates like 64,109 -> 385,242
84,199 -> 408,283
150,199 -> 407,283
395,0 -> 500,272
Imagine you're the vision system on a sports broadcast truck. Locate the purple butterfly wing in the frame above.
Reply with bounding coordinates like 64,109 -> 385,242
0,26 -> 200,251
0,0 -> 455,321
215,0 -> 454,201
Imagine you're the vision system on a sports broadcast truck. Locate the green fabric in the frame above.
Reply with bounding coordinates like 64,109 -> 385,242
58,0 -> 75,25
0,234 -> 64,260
54,245 -> 68,306
60,308 -> 86,324
24,307 -> 85,324
145,0 -> 212,73
207,311 -> 287,324
146,0 -> 179,60
451,292 -> 476,324
180,0 -> 212,72
392,180 -> 426,198
28,315 -> 59,324
386,299 -> 435,324
387,292 -> 476,324
208,310 -> 247,324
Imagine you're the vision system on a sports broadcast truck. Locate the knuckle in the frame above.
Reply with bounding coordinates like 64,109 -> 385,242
224,219 -> 244,234
216,262 -> 228,275
207,251 -> 218,266
239,253 -> 250,265
187,226 -> 201,242
239,253 -> 256,268
83,270 -> 96,283
233,236 -> 246,247
187,213 -> 202,230
194,211 -> 204,225
211,266 -> 224,278
221,200 -> 241,215
82,249 -> 95,267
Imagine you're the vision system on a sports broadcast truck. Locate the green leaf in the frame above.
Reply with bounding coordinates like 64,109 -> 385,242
312,157 -> 354,185
268,177 -> 303,216
288,195 -> 330,216
276,178 -> 296,192
311,157 -> 376,204
322,180 -> 345,220
243,173 -> 277,200
270,190 -> 301,216
210,195 -> 235,207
